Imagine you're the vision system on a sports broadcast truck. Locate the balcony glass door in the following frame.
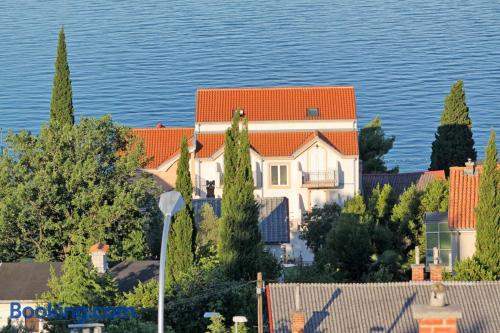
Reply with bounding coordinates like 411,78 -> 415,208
310,145 -> 326,181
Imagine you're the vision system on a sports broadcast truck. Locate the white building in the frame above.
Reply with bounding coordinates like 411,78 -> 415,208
134,86 -> 360,262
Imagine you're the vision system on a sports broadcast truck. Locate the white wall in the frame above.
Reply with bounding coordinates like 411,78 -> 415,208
0,300 -> 44,332
196,120 -> 357,133
452,230 -> 476,264
194,139 -> 359,230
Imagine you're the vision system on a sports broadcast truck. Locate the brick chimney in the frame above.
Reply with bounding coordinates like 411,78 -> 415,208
429,247 -> 443,281
291,285 -> 305,333
413,283 -> 462,333
411,246 -> 425,282
89,243 -> 110,273
464,158 -> 475,176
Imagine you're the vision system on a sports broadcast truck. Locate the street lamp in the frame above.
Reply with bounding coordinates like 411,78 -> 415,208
232,316 -> 248,333
158,191 -> 185,333
204,312 -> 221,319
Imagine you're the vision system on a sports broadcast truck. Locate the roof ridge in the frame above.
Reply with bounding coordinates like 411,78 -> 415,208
269,281 -> 500,287
197,86 -> 355,91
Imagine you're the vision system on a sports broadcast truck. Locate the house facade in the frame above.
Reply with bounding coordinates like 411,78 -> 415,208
133,87 -> 360,262
424,160 -> 500,269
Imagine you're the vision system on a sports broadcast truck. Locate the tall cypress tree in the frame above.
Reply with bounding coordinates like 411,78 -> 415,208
50,26 -> 75,127
475,129 -> 500,277
166,136 -> 194,287
430,80 -> 476,175
219,117 -> 262,280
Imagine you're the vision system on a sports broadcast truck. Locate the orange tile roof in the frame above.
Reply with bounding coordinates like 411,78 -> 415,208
196,87 -> 357,122
196,131 -> 358,158
132,127 -> 194,169
448,165 -> 500,229
89,243 -> 110,253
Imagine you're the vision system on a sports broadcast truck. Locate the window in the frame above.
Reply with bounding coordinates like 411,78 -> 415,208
306,108 -> 319,117
425,221 -> 452,266
270,164 -> 288,186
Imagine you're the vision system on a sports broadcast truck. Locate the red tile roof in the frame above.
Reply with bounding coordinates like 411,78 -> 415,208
196,131 -> 358,158
196,87 -> 357,122
89,243 -> 110,253
132,128 -> 194,169
448,165 -> 500,230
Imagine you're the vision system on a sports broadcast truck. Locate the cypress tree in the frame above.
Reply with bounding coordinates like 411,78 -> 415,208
430,80 -> 476,175
219,118 -> 262,280
359,116 -> 397,173
166,136 -> 194,287
475,129 -> 500,277
50,26 -> 75,127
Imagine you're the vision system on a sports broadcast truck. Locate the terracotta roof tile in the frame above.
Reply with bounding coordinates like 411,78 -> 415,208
448,164 -> 500,230
196,87 -> 357,122
132,128 -> 194,169
196,131 -> 358,158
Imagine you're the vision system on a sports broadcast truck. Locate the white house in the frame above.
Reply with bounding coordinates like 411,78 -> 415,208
134,86 -> 360,262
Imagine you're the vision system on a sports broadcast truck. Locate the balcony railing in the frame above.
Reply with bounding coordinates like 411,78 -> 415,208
302,171 -> 337,188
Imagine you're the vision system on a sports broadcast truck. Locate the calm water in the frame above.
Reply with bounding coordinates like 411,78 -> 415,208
1,1 -> 499,171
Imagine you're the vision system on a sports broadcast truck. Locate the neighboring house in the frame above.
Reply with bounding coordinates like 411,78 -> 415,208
424,160 -> 500,269
362,170 -> 445,199
267,264 -> 500,333
266,281 -> 500,333
0,245 -> 159,332
133,86 -> 361,262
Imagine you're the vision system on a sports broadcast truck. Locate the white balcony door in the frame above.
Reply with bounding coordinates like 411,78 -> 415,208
309,145 -> 326,181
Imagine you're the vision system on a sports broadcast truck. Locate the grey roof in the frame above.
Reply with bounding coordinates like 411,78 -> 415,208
267,281 -> 500,333
425,212 -> 448,223
362,171 -> 444,199
193,197 -> 289,244
0,262 -> 62,300
109,260 -> 159,293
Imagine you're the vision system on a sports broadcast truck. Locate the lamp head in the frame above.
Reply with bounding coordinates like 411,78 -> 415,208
232,316 -> 248,323
158,191 -> 185,216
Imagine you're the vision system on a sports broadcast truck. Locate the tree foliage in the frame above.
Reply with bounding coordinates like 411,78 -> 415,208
0,116 -> 162,262
50,27 -> 74,127
474,129 -> 500,277
368,183 -> 397,226
452,257 -> 495,281
219,117 -> 269,280
430,80 -> 476,175
196,203 -> 220,256
167,136 -> 195,288
206,315 -> 229,333
421,179 -> 449,213
43,246 -> 117,307
300,203 -> 341,254
359,116 -> 397,173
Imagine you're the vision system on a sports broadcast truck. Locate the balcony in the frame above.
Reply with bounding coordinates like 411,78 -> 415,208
302,170 -> 337,188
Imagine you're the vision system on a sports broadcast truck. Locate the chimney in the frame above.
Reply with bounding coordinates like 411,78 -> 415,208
89,243 -> 110,273
291,286 -> 305,333
411,246 -> 425,282
413,283 -> 462,333
155,123 -> 165,128
430,247 -> 443,281
464,158 -> 475,176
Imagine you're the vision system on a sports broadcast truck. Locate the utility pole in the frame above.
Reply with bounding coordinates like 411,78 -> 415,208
257,272 -> 263,333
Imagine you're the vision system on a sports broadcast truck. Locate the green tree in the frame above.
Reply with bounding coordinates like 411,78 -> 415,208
300,203 -> 341,254
367,183 -> 397,226
206,315 -> 229,333
43,246 -> 117,307
196,203 -> 220,256
219,118 -> 264,280
0,116 -> 162,262
391,185 -> 424,261
421,179 -> 449,213
50,27 -> 74,127
452,257 -> 495,281
167,136 -> 195,287
231,323 -> 248,333
359,116 -> 397,173
474,129 -> 500,277
342,193 -> 366,216
430,80 -> 476,175
316,215 -> 372,281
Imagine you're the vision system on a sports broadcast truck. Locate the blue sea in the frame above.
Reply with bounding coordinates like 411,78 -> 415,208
1,1 -> 499,171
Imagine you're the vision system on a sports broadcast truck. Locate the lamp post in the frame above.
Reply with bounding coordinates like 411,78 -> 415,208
158,191 -> 185,333
232,316 -> 248,333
